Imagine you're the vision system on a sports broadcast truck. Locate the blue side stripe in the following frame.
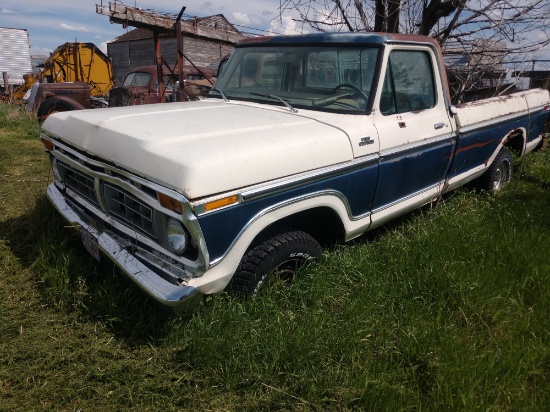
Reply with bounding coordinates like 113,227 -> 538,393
198,164 -> 378,262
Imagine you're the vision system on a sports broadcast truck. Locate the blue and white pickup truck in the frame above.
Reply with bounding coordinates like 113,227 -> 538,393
41,33 -> 550,308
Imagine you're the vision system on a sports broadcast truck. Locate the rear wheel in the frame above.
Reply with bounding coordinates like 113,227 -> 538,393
108,87 -> 133,107
37,98 -> 76,123
227,231 -> 322,298
474,147 -> 513,192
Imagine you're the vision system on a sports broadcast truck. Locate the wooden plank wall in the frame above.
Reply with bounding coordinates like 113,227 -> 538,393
108,36 -> 235,85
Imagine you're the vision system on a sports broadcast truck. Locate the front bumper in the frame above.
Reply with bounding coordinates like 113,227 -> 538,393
47,183 -> 202,308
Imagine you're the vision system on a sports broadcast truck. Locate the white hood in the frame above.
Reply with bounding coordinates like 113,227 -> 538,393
43,100 -> 354,199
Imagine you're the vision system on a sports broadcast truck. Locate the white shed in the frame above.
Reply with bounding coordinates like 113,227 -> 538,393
0,27 -> 33,85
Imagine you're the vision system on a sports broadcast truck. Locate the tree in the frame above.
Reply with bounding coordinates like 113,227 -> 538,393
277,0 -> 550,102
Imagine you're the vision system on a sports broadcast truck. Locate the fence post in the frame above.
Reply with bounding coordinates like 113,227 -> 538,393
2,71 -> 12,103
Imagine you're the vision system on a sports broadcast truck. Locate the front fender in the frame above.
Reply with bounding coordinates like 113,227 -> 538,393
188,192 -> 370,295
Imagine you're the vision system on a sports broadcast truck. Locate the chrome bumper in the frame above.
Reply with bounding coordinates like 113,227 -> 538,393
46,183 -> 202,308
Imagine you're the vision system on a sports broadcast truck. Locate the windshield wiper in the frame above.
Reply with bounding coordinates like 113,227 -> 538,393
211,87 -> 229,102
249,92 -> 297,113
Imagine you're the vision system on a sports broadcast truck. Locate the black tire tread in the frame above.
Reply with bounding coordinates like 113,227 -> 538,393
227,231 -> 321,297
37,98 -> 76,123
473,147 -> 513,192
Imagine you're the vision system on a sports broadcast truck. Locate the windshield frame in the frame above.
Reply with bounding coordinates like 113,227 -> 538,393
211,44 -> 383,115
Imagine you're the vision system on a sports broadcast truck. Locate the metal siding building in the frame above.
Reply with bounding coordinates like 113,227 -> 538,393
0,27 -> 33,85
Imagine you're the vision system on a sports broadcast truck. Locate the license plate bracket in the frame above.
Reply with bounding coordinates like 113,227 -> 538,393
80,226 -> 100,261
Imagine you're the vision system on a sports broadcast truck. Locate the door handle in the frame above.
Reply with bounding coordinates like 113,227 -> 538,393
434,122 -> 446,129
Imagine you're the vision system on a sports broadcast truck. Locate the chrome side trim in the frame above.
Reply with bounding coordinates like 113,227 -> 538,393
379,133 -> 454,159
197,135 -> 453,215
210,180 -> 444,268
193,154 -> 379,216
371,183 -> 440,214
208,139 -> 452,267
240,154 -> 379,202
47,184 -> 202,308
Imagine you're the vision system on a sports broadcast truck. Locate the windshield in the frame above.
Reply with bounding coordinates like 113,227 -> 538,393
212,45 -> 379,113
123,72 -> 151,87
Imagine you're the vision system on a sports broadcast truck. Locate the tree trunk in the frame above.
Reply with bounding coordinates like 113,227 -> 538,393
374,0 -> 386,32
387,0 -> 401,33
419,0 -> 458,36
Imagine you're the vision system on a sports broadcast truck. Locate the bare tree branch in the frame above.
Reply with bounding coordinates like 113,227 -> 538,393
277,0 -> 550,102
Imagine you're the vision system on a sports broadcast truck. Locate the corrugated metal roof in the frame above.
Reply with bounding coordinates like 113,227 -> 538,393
0,27 -> 33,85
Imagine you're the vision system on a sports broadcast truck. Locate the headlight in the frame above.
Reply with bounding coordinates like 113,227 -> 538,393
52,158 -> 63,182
166,218 -> 187,254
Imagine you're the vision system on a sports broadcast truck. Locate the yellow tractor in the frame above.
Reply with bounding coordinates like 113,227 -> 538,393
5,42 -> 113,118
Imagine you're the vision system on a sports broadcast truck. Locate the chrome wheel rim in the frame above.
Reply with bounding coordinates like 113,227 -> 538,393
493,160 -> 509,190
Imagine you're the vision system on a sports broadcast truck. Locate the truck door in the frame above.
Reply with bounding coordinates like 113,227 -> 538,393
371,46 -> 455,226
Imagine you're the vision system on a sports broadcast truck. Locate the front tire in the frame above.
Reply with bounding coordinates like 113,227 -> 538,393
37,98 -> 76,123
474,147 -> 513,192
227,231 -> 322,298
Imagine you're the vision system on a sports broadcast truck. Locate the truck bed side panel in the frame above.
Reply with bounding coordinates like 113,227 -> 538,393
528,108 -> 549,144
450,89 -> 549,180
449,115 -> 529,179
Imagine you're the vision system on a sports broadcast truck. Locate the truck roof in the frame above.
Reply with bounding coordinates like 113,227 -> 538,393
237,32 -> 441,49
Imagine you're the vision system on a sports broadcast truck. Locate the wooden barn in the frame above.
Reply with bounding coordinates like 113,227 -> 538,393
106,14 -> 245,85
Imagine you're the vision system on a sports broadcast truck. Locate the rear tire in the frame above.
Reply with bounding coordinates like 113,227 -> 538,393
227,231 -> 322,298
473,147 -> 513,192
37,98 -> 76,123
108,87 -> 133,107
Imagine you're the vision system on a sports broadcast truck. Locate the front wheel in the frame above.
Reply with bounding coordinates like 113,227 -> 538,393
37,98 -> 77,123
227,231 -> 322,298
474,147 -> 513,192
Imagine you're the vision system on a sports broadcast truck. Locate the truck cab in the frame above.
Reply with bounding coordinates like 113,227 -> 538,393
109,65 -> 216,107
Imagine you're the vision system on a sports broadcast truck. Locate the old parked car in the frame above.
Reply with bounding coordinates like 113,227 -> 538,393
108,65 -> 216,107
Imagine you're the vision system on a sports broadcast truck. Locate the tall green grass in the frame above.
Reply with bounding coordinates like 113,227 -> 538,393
1,104 -> 549,410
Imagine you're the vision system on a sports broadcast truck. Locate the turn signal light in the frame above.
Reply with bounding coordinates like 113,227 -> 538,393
41,137 -> 54,151
204,195 -> 238,212
158,192 -> 183,214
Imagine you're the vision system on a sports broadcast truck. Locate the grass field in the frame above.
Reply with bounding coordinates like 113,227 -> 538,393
1,103 -> 549,411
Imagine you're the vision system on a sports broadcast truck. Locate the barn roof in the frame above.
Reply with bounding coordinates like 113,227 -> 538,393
109,14 -> 243,44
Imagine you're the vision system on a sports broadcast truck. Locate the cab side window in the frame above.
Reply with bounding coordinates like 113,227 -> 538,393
380,50 -> 435,115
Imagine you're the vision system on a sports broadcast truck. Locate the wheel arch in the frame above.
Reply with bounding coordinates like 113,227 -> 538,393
196,193 -> 355,294
37,96 -> 86,123
41,96 -> 86,111
502,127 -> 526,157
248,205 -> 346,251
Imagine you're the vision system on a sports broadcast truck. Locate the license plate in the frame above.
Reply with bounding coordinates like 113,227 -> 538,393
80,226 -> 100,261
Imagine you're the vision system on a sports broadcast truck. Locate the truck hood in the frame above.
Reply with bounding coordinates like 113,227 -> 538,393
43,100 -> 353,199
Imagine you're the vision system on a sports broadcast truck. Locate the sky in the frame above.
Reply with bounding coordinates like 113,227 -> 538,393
0,0 -> 299,56
1,0 -> 548,62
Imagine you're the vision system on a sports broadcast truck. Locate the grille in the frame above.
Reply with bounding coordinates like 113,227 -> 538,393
103,183 -> 155,238
58,162 -> 99,207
